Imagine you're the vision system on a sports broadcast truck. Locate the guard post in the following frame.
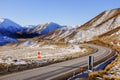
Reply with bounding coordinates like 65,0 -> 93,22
88,56 -> 94,71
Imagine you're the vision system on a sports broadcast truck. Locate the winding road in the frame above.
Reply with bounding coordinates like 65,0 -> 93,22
0,44 -> 112,80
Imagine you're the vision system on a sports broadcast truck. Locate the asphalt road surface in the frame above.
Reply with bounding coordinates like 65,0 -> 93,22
0,44 -> 112,80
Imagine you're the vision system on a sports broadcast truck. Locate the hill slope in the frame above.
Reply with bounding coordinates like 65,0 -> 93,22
36,8 -> 120,44
26,22 -> 65,35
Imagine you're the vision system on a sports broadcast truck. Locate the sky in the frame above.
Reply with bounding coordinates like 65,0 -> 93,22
0,0 -> 120,26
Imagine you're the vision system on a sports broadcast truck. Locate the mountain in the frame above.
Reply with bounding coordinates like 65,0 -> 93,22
77,8 -> 120,30
0,18 -> 65,46
75,8 -> 120,42
26,22 -> 66,35
1,8 -> 120,46
0,18 -> 25,38
37,8 -> 120,46
33,26 -> 78,42
0,18 -> 25,45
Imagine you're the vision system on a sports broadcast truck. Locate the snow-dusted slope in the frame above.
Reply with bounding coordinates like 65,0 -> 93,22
77,8 -> 120,30
38,26 -> 77,42
1,8 -> 120,45
27,22 -> 66,35
70,8 -> 120,43
37,8 -> 120,43
0,18 -> 66,45
99,26 -> 120,47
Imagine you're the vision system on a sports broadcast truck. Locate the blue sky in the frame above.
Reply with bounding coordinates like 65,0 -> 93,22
0,0 -> 120,26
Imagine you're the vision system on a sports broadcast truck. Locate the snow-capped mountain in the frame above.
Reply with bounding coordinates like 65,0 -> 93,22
37,8 -> 120,44
0,18 -> 25,38
26,22 -> 66,35
1,8 -> 120,46
0,18 -> 25,45
0,18 -> 65,45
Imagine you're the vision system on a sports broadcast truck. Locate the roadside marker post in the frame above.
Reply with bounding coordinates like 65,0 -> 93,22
38,51 -> 41,59
88,56 -> 94,71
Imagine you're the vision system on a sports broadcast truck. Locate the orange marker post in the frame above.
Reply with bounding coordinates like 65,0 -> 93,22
38,51 -> 41,59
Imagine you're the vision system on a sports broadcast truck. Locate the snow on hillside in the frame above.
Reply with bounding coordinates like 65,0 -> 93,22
39,8 -> 120,43
0,43 -> 88,61
43,26 -> 77,42
27,22 -> 66,35
0,18 -> 65,46
40,22 -> 65,35
100,28 -> 120,47
44,27 -> 68,40
68,9 -> 120,43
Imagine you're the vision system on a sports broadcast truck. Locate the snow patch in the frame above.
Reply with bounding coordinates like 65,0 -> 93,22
42,45 -> 57,49
0,18 -> 4,24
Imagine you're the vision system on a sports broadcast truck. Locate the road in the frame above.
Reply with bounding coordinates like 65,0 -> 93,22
0,44 -> 112,80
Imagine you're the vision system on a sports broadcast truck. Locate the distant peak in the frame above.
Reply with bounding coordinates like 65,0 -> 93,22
0,18 -> 13,24
47,22 -> 60,25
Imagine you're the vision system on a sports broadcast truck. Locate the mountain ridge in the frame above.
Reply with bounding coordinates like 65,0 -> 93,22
1,8 -> 120,46
35,8 -> 120,44
0,18 -> 65,45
